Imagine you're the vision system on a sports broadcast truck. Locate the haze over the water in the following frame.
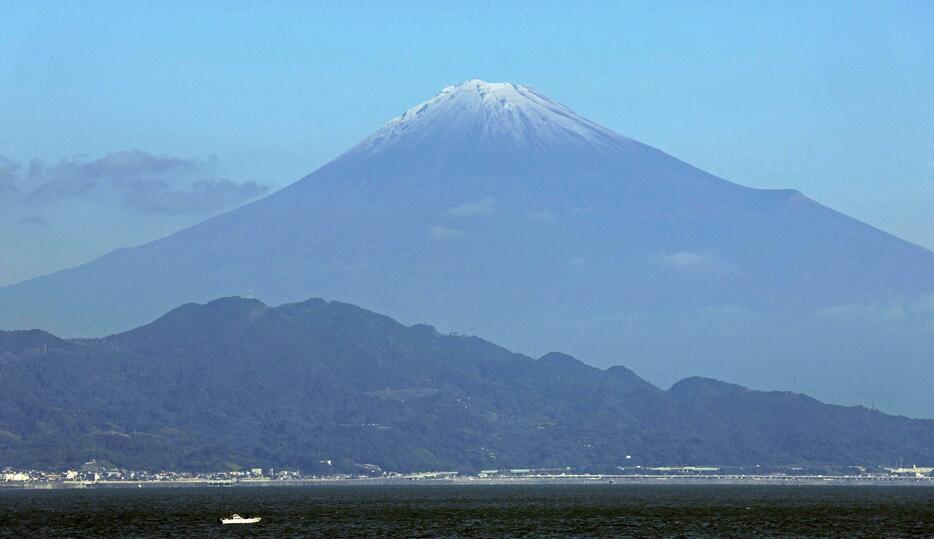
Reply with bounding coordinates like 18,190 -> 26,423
1,1 -> 933,286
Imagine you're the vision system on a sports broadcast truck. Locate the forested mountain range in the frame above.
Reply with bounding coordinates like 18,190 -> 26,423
1,297 -> 931,472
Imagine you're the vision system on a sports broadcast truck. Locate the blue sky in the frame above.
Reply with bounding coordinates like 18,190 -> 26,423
1,0 -> 933,286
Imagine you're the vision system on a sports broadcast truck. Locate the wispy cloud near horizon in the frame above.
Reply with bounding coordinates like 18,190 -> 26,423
1,151 -> 269,215
0,150 -> 273,287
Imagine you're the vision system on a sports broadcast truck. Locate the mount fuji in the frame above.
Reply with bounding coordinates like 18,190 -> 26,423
3,80 -> 933,415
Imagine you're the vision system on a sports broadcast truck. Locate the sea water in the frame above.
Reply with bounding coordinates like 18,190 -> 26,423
1,484 -> 932,537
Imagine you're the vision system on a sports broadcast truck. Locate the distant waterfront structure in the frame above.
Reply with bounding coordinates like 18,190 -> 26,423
887,466 -> 934,478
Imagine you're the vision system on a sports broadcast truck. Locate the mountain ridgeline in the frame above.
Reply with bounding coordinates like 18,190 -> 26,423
1,80 -> 933,415
1,297 -> 932,472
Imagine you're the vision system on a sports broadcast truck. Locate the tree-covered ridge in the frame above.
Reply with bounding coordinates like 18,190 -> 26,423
1,297 -> 931,472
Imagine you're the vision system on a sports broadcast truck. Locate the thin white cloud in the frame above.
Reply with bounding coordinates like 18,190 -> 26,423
815,304 -> 904,321
446,197 -> 496,217
18,215 -> 48,226
919,292 -> 934,312
529,209 -> 556,222
119,177 -> 268,214
656,251 -> 735,274
814,291 -> 934,330
428,225 -> 467,241
0,157 -> 19,201
697,304 -> 746,315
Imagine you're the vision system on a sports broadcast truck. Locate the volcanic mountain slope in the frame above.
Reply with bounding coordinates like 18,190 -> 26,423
0,297 -> 932,472
1,80 -> 932,415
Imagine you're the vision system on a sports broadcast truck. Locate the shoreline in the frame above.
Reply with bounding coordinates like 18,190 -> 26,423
3,475 -> 934,490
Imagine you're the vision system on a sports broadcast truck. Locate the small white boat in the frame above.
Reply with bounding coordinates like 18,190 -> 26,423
219,514 -> 261,525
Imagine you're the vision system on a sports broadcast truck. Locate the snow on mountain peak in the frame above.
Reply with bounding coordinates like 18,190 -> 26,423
349,79 -> 632,157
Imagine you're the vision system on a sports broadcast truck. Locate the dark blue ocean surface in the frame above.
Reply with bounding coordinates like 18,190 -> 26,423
1,484 -> 933,537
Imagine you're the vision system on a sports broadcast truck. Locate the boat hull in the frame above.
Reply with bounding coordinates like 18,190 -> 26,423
219,517 -> 261,525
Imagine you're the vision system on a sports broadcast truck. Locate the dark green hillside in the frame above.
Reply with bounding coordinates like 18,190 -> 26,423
0,297 -> 931,472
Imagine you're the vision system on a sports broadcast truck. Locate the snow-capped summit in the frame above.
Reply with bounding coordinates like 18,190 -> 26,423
2,80 -> 933,416
349,79 -> 631,160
